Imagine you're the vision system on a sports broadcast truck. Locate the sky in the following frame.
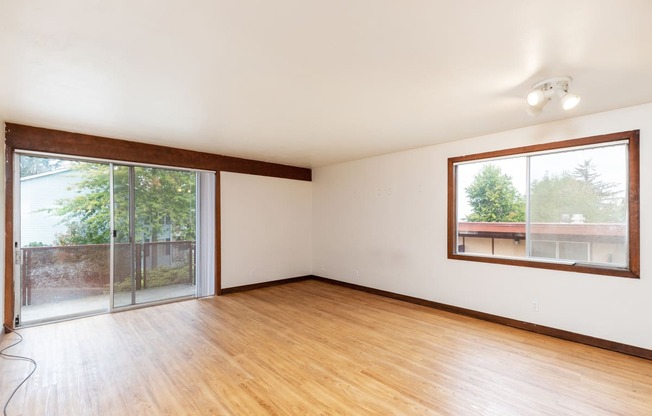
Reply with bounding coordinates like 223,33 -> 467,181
455,142 -> 628,221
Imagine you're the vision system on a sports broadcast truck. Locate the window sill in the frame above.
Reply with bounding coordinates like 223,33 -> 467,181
448,252 -> 639,279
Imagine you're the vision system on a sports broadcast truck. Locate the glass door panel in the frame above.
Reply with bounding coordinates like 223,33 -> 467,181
17,155 -> 110,325
112,165 -> 197,308
134,167 -> 197,304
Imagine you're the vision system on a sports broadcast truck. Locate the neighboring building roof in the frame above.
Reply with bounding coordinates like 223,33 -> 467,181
20,168 -> 72,182
457,222 -> 626,239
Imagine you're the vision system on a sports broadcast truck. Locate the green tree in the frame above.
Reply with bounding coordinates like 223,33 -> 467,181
53,163 -> 196,245
54,163 -> 111,245
530,160 -> 624,223
26,241 -> 49,247
572,158 -> 621,204
132,166 -> 196,243
465,164 -> 525,222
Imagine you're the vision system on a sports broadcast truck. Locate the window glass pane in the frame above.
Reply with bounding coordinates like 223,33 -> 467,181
559,242 -> 589,262
456,157 -> 526,257
528,144 -> 627,266
531,241 -> 556,259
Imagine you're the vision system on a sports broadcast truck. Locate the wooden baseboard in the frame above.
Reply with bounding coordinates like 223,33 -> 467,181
220,275 -> 313,295
220,274 -> 652,360
310,275 -> 652,361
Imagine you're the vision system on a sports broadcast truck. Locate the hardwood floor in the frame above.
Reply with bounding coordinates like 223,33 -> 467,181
1,280 -> 652,415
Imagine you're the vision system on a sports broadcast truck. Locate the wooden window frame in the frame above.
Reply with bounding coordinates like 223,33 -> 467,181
447,130 -> 640,278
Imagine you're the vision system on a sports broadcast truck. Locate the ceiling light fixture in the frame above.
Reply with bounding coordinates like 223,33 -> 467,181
526,76 -> 580,116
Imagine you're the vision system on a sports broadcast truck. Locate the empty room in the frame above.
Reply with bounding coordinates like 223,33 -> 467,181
1,1 -> 652,415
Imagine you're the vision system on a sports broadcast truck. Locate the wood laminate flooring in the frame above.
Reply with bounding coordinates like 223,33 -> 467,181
1,280 -> 651,415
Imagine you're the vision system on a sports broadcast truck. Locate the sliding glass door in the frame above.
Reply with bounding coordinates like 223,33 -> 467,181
112,165 -> 197,309
15,153 -> 199,325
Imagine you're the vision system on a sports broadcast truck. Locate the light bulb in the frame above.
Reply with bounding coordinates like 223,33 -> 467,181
526,89 -> 545,107
561,93 -> 581,110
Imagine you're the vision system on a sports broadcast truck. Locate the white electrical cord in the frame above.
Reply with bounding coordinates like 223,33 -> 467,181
0,329 -> 37,416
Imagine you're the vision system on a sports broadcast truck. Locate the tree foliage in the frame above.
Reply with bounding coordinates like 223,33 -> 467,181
464,164 -> 525,222
464,159 -> 624,224
54,164 -> 111,245
530,159 -> 624,223
53,163 -> 196,246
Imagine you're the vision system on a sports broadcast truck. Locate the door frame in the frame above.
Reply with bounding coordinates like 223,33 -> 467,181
11,153 -> 21,327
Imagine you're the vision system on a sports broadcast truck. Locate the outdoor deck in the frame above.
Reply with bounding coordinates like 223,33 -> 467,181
20,284 -> 196,325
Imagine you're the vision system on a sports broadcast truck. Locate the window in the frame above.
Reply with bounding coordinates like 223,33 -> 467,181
448,131 -> 639,278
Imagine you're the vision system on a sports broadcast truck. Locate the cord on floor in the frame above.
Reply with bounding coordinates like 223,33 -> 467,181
0,327 -> 37,416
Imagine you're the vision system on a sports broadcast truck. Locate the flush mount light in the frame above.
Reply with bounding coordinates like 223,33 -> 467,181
526,76 -> 580,116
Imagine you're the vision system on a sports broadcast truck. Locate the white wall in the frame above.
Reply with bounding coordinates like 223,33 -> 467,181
313,103 -> 652,350
221,172 -> 312,288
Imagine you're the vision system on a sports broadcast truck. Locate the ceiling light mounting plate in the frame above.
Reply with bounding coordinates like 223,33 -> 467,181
531,76 -> 572,92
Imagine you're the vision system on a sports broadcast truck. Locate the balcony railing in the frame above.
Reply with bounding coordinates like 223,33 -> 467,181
21,241 -> 195,306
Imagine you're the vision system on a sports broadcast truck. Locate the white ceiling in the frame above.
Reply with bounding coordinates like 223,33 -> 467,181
1,1 -> 651,168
